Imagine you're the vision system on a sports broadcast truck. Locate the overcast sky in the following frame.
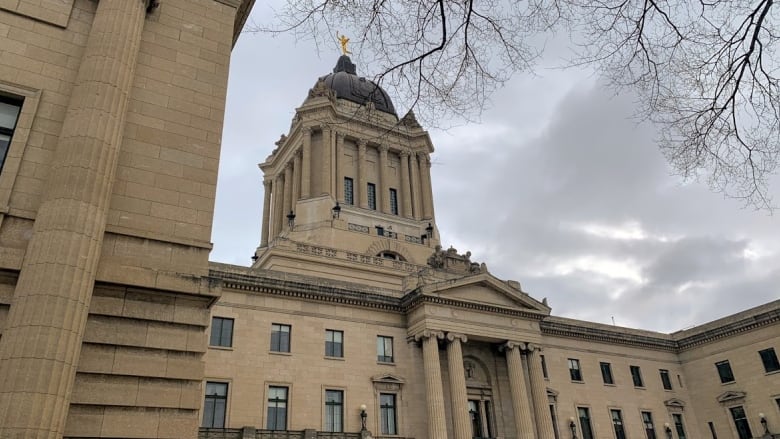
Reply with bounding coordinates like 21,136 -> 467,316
211,4 -> 780,333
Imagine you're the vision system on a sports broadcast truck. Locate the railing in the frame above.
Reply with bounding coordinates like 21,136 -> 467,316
199,428 -> 413,439
256,431 -> 305,439
313,433 -> 360,439
199,428 -> 243,439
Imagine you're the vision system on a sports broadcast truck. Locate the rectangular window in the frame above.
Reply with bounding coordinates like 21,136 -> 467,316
660,369 -> 673,390
708,421 -> 718,439
550,404 -> 560,439
611,409 -> 626,439
367,183 -> 376,210
715,360 -> 735,383
578,407 -> 594,439
270,324 -> 291,353
377,336 -> 394,363
600,362 -> 614,385
389,188 -> 398,215
202,382 -> 228,428
541,354 -> 549,379
759,348 -> 780,373
209,317 -> 234,348
630,365 -> 644,387
266,386 -> 288,430
673,413 -> 687,439
730,406 -> 753,439
641,411 -> 656,439
0,96 -> 23,173
325,390 -> 344,432
568,358 -> 583,381
325,329 -> 343,357
380,393 -> 397,435
344,177 -> 354,205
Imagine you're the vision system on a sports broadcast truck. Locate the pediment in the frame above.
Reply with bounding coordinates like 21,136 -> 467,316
418,273 -> 550,314
371,374 -> 406,384
664,398 -> 686,410
717,391 -> 746,404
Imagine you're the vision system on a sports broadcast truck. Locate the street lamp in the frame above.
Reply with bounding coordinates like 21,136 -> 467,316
359,404 -> 367,431
286,211 -> 296,228
664,423 -> 673,439
760,413 -> 769,435
332,202 -> 341,219
569,416 -> 577,439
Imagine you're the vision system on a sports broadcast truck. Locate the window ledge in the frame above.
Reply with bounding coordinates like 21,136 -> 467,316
765,369 -> 780,376
325,356 -> 345,361
603,383 -> 616,387
571,380 -> 585,384
721,381 -> 736,386
377,361 -> 396,366
634,386 -> 646,390
270,351 -> 292,356
208,345 -> 234,351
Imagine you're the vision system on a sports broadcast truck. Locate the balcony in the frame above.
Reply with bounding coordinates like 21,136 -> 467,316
198,429 -> 412,439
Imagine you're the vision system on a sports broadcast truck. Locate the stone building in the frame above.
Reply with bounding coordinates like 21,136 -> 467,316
202,55 -> 780,439
0,0 -> 255,437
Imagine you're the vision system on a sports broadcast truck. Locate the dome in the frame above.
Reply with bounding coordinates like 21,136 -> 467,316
319,56 -> 397,116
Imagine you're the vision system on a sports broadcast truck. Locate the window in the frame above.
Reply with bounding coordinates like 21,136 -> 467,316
610,409 -> 626,439
641,411 -> 656,439
270,324 -> 291,353
324,390 -> 344,432
776,397 -> 780,411
202,382 -> 228,428
630,365 -> 644,387
708,421 -> 718,439
267,386 -> 288,430
0,96 -> 22,173
715,360 -> 735,383
673,413 -> 687,439
344,177 -> 354,205
389,188 -> 398,215
550,404 -> 560,439
730,406 -> 752,439
380,393 -> 397,435
469,400 -> 484,438
541,354 -> 549,379
578,407 -> 594,439
759,348 -> 780,373
325,329 -> 343,357
377,336 -> 394,363
660,369 -> 673,390
209,317 -> 234,348
568,358 -> 582,381
367,183 -> 376,210
600,362 -> 614,385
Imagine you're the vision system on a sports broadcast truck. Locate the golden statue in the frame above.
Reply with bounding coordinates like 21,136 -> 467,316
336,32 -> 351,55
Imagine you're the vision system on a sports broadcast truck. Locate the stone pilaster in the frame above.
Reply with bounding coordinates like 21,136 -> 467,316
357,140 -> 368,209
527,344 -> 555,439
0,0 -> 147,436
273,174 -> 284,237
399,151 -> 413,218
502,341 -> 535,439
321,124 -> 331,196
409,151 -> 422,219
379,144 -> 390,214
292,150 -> 301,204
335,133 -> 344,202
415,330 -> 447,439
261,180 -> 271,246
447,333 -> 471,439
419,152 -> 434,220
301,127 -> 311,198
283,163 -> 293,229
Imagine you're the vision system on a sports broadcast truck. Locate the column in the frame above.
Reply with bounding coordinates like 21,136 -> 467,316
527,344 -> 555,439
378,145 -> 390,214
447,333 -> 471,439
292,150 -> 301,204
415,330 -> 447,439
419,152 -> 434,219
409,151 -> 422,219
335,133 -> 344,202
273,174 -> 285,237
321,125 -> 331,195
357,140 -> 368,209
301,127 -> 311,198
261,180 -> 271,246
283,163 -> 293,229
502,342 -> 535,439
0,0 -> 148,436
399,151 -> 413,218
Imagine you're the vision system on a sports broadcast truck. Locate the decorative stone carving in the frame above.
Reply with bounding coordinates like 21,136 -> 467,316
307,78 -> 335,101
426,245 -> 488,274
275,133 -> 287,147
401,109 -> 422,129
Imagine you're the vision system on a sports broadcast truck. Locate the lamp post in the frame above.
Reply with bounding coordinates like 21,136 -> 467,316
360,404 -> 367,431
760,413 -> 769,436
286,211 -> 296,228
664,423 -> 673,439
569,416 -> 577,439
332,202 -> 341,219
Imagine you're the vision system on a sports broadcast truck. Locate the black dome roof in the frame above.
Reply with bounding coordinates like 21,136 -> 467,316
320,56 -> 397,116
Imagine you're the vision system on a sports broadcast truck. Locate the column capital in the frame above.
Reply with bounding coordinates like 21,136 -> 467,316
525,342 -> 542,353
378,144 -> 389,153
263,179 -> 271,187
319,123 -> 331,132
399,149 -> 410,158
446,332 -> 468,344
286,161 -> 294,170
357,139 -> 367,149
499,341 -> 527,352
414,329 -> 444,342
302,126 -> 312,134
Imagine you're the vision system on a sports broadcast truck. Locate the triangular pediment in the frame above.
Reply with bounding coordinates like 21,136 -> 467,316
371,374 -> 406,384
717,391 -> 746,403
664,398 -> 686,409
417,273 -> 550,314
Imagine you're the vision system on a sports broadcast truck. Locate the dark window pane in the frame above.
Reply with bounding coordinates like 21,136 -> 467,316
673,414 -> 687,439
541,355 -> 548,379
202,382 -> 228,428
367,183 -> 376,210
377,336 -> 393,362
660,369 -> 672,390
380,393 -> 397,435
569,359 -> 582,381
642,412 -> 656,439
715,361 -> 734,383
759,348 -> 780,373
344,177 -> 354,205
578,407 -> 594,439
271,324 -> 291,352
730,406 -> 752,439
389,189 -> 398,215
600,362 -> 614,384
630,365 -> 644,387
611,409 -> 626,439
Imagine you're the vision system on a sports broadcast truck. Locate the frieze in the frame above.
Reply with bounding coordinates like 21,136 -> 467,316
405,235 -> 422,244
348,223 -> 370,233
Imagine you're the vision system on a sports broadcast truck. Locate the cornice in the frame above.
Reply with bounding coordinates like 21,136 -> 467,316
673,306 -> 780,350
401,291 -> 548,321
540,319 -> 678,352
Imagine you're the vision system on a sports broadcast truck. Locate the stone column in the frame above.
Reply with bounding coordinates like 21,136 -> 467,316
379,145 -> 390,214
447,333 -> 471,439
415,330 -> 447,439
273,174 -> 285,237
0,0 -> 147,436
527,344 -> 555,439
357,140 -> 368,209
399,151 -> 413,218
261,180 -> 271,246
502,341 -> 535,439
283,163 -> 293,229
301,127 -> 311,198
409,151 -> 422,219
419,152 -> 435,220
335,133 -> 344,202
292,150 -> 301,204
321,125 -> 331,196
